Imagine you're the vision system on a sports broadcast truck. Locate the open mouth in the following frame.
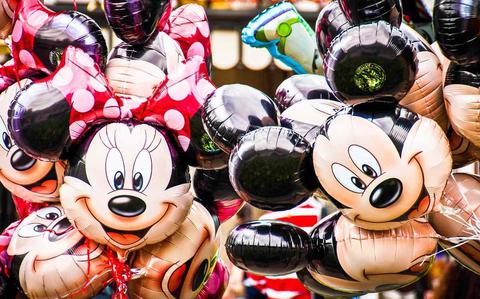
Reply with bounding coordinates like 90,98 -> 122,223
23,165 -> 58,194
66,237 -> 100,256
101,224 -> 151,245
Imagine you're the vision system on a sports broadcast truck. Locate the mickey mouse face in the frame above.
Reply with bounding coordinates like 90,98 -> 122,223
0,81 -> 64,203
7,205 -> 109,299
60,122 -> 193,253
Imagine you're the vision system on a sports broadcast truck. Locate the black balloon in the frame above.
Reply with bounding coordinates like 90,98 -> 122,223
193,167 -> 239,209
104,0 -> 171,45
202,84 -> 280,153
229,127 -> 318,211
445,62 -> 480,88
434,0 -> 480,65
339,0 -> 403,27
226,221 -> 311,275
315,1 -> 351,57
324,21 -> 417,103
296,269 -> 363,297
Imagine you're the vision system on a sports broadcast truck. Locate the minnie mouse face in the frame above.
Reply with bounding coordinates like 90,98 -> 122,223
7,205 -> 109,299
60,122 -> 193,253
0,81 -> 64,203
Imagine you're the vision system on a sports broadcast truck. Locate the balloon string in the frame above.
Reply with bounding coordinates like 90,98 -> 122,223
105,248 -> 131,299
73,0 -> 77,11
87,239 -> 91,275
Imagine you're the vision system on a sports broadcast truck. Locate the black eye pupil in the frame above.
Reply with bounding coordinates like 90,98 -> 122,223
34,224 -> 47,232
362,164 -> 377,177
351,177 -> 366,190
114,171 -> 124,189
133,172 -> 143,191
192,259 -> 209,291
2,132 -> 11,149
45,213 -> 58,220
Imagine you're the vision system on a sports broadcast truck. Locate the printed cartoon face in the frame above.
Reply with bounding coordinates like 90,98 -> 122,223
0,81 -> 64,203
128,201 -> 219,299
60,122 -> 193,253
309,213 -> 437,294
7,205 -> 110,299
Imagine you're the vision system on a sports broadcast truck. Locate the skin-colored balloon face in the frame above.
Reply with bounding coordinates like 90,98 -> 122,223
128,202 -> 219,299
312,102 -> 452,230
309,213 -> 438,294
0,81 -> 64,204
60,122 -> 193,254
430,173 -> 480,275
447,128 -> 480,168
7,205 -> 110,299
0,0 -> 15,38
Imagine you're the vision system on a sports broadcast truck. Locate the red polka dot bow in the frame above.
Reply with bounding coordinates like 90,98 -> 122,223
45,46 -> 215,152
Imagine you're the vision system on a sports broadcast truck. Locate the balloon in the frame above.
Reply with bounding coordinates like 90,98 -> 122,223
315,1 -> 351,58
127,202 -> 221,299
226,220 -> 311,275
12,0 -> 107,74
447,128 -> 480,168
0,80 -> 64,207
430,173 -> 480,275
193,167 -> 243,223
443,62 -> 480,148
433,0 -> 480,65
103,0 -> 171,45
324,21 -> 417,104
338,0 -> 403,27
0,0 -> 16,38
7,205 -> 111,299
297,269 -> 361,298
241,1 -> 322,74
274,74 -> 338,111
202,84 -> 280,153
308,212 -> 437,294
196,258 -> 229,299
312,100 -> 452,230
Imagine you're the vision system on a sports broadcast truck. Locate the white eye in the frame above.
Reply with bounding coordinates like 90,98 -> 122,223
0,119 -> 12,151
106,148 -> 125,190
36,207 -> 61,221
132,150 -> 152,192
348,145 -> 381,178
18,223 -> 48,238
331,163 -> 366,193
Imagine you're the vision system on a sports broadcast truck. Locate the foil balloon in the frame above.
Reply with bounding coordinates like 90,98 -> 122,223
103,0 -> 171,45
324,21 -> 417,103
11,0 -> 107,74
315,1 -> 351,58
127,202 -> 223,299
430,173 -> 480,275
433,0 -> 480,65
0,0 -> 16,38
274,74 -> 338,111
447,128 -> 480,168
312,100 -> 452,230
6,205 -> 111,299
8,46 -> 216,256
227,212 -> 438,296
242,1 -> 322,74
196,259 -> 229,299
338,0 -> 403,27
0,80 -> 64,221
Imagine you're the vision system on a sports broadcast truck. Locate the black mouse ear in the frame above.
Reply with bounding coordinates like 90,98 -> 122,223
202,84 -> 280,153
339,0 -> 403,27
434,0 -> 480,65
226,221 -> 311,276
325,21 -> 417,104
229,126 -> 318,211
315,1 -> 352,58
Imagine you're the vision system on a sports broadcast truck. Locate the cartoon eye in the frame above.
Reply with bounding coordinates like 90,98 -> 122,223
106,148 -> 125,190
348,145 -> 381,178
18,223 -> 48,238
37,207 -> 61,220
332,163 -> 366,193
192,259 -> 209,291
0,119 -> 12,151
132,149 -> 152,192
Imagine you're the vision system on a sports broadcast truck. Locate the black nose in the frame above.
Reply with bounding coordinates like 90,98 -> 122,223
10,149 -> 36,171
369,178 -> 403,209
108,195 -> 146,217
49,217 -> 72,242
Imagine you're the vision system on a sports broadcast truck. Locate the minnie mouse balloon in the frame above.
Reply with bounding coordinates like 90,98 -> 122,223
7,205 -> 111,299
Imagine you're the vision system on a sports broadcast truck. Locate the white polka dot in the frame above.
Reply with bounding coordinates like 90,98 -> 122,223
198,21 -> 210,38
196,79 -> 216,104
52,67 -> 73,87
178,135 -> 191,151
71,89 -> 95,113
11,22 -> 22,43
27,10 -> 48,27
167,79 -> 191,101
164,109 -> 185,130
187,42 -> 205,58
19,50 -> 36,68
103,98 -> 120,118
90,76 -> 107,92
69,120 -> 87,140
76,50 -> 94,68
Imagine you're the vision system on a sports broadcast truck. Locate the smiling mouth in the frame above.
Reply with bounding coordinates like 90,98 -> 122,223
23,165 -> 58,194
101,224 -> 151,245
66,237 -> 100,256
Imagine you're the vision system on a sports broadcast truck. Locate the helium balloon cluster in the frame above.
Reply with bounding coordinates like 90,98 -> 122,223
215,0 -> 480,296
0,0 -> 242,298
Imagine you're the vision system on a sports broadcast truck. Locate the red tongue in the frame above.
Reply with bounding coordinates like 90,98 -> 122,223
107,232 -> 141,245
30,179 -> 57,194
